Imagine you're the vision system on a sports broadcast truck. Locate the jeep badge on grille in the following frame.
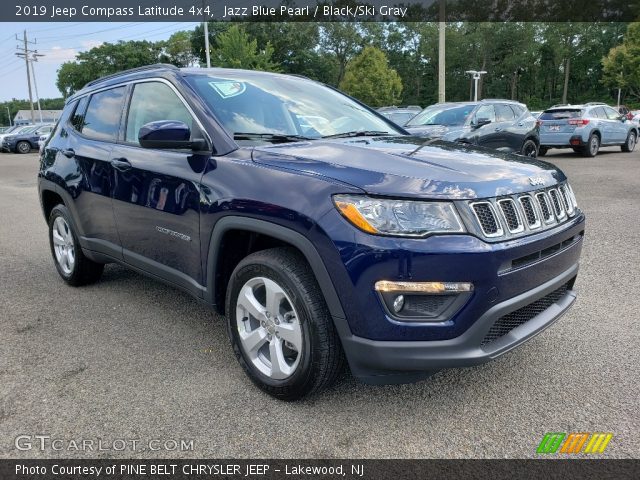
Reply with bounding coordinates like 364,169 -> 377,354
529,176 -> 546,186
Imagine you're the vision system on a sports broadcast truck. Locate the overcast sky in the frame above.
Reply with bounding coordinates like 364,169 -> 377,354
0,22 -> 200,102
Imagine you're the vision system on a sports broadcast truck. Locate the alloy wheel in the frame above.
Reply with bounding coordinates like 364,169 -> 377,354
235,276 -> 302,380
52,216 -> 75,274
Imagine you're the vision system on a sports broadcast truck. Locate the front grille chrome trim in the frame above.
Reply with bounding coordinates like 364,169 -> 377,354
497,198 -> 525,233
535,192 -> 555,224
470,201 -> 504,238
559,185 -> 575,216
518,195 -> 541,229
549,188 -> 566,220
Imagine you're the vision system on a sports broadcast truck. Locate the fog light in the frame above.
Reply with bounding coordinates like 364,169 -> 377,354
393,295 -> 405,313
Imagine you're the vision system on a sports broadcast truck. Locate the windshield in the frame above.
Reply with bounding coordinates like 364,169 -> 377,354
406,104 -> 475,127
185,72 -> 401,143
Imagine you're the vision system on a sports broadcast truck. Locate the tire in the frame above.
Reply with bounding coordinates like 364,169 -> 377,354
16,141 -> 31,154
582,133 -> 600,157
225,247 -> 345,400
520,139 -> 538,157
621,130 -> 637,153
48,205 -> 104,286
537,146 -> 548,157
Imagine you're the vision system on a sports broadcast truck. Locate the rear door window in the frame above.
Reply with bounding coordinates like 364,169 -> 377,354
495,104 -> 516,122
81,87 -> 126,141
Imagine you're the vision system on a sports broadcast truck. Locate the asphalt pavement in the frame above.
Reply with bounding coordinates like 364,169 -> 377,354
0,147 -> 638,459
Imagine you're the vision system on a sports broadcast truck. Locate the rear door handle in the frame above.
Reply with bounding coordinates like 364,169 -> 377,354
111,158 -> 132,171
494,127 -> 503,132
62,148 -> 75,158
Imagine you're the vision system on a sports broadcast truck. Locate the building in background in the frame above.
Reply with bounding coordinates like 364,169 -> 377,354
13,110 -> 62,125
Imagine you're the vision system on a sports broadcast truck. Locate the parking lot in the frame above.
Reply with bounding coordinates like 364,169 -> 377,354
0,148 -> 638,459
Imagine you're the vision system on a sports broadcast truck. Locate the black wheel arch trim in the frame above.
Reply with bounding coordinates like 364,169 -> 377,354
38,178 -> 87,238
205,216 -> 347,323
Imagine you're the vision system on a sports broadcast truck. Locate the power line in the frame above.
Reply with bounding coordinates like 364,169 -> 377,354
37,23 -> 196,53
36,22 -> 147,43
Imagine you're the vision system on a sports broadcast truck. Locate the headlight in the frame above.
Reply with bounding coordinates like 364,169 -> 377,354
333,195 -> 465,237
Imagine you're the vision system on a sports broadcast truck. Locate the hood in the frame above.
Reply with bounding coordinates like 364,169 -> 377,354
251,136 -> 565,200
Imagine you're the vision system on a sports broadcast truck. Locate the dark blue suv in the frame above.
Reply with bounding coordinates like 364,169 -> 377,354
38,65 -> 585,400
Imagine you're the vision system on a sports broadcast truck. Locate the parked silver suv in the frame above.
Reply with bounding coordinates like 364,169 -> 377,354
538,103 -> 638,157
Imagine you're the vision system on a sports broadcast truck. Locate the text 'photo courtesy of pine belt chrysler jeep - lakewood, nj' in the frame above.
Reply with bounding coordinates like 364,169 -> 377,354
38,65 -> 585,400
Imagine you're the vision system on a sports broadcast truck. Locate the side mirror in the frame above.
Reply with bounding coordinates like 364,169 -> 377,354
620,115 -> 628,122
473,117 -> 492,129
138,120 -> 207,150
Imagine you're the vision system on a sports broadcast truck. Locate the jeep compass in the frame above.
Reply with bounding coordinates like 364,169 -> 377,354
38,65 -> 585,400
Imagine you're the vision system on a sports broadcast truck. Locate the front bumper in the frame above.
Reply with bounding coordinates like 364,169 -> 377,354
317,207 -> 585,383
340,263 -> 577,384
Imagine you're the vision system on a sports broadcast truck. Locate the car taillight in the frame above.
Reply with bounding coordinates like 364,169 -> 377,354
536,120 -> 542,127
568,119 -> 589,126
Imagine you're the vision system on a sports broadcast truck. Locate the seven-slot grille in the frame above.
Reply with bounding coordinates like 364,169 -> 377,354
469,183 -> 578,240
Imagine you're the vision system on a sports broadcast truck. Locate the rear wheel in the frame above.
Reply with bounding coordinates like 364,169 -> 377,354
582,133 -> 600,157
520,139 -> 538,157
621,130 -> 637,152
226,247 -> 344,400
48,205 -> 104,286
16,141 -> 31,154
537,146 -> 548,157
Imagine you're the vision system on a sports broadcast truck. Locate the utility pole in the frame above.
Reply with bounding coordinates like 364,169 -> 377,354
30,52 -> 45,123
437,0 -> 446,103
203,0 -> 211,68
15,30 -> 36,124
6,106 -> 11,126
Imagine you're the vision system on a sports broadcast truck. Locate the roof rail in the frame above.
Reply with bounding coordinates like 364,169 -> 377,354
480,98 -> 520,103
84,63 -> 179,88
584,102 -> 607,106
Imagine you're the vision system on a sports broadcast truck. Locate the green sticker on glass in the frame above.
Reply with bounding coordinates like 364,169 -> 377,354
209,81 -> 246,98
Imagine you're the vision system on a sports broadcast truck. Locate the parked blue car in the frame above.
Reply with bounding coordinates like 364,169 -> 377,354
538,102 -> 638,157
2,123 -> 54,153
38,65 -> 585,399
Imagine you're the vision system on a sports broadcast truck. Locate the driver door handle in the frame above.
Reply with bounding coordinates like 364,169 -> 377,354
62,148 -> 75,158
111,158 -> 132,171
494,127 -> 503,132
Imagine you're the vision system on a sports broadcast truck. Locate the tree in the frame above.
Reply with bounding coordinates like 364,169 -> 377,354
603,23 -> 640,102
56,40 -> 174,96
211,25 -> 279,71
320,23 -> 364,85
339,46 -> 402,107
161,31 -> 197,67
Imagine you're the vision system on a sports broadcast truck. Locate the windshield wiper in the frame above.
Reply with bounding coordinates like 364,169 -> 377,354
321,130 -> 391,139
233,132 -> 312,143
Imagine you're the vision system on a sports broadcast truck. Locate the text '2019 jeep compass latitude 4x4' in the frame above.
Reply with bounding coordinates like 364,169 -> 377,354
39,65 -> 585,400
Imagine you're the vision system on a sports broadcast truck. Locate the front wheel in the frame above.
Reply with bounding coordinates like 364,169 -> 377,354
520,139 -> 538,157
621,131 -> 637,152
16,141 -> 31,154
225,247 -> 345,400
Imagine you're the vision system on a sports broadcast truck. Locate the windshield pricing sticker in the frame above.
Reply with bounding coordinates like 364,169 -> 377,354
209,81 -> 246,99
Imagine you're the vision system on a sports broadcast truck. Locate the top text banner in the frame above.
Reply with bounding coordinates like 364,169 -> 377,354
4,0 -> 639,22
